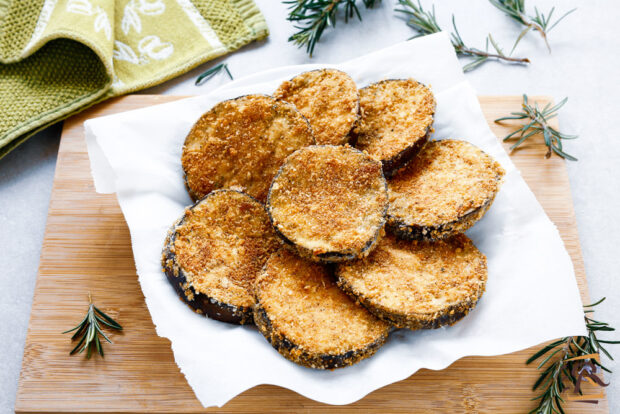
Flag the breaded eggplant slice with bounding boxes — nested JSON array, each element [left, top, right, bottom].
[[274, 69, 359, 145], [267, 145, 388, 263], [161, 190, 280, 324], [254, 249, 390, 369], [387, 139, 505, 241], [336, 234, 487, 330], [182, 94, 314, 202], [353, 79, 436, 177]]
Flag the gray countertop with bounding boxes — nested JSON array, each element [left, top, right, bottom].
[[2, 0, 618, 412]]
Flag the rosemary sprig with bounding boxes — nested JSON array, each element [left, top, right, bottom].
[[285, 0, 380, 57], [395, 0, 530, 72], [195, 63, 233, 86], [62, 293, 122, 358], [489, 0, 576, 53], [527, 298, 619, 413], [495, 94, 578, 161]]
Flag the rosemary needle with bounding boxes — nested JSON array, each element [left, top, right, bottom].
[[495, 94, 578, 161], [285, 0, 380, 57], [489, 0, 576, 53], [395, 0, 530, 72], [63, 293, 122, 358], [195, 63, 233, 86], [527, 298, 618, 413]]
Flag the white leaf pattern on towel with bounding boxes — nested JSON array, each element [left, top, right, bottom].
[[112, 0, 221, 70], [113, 40, 142, 64], [93, 7, 112, 40], [111, 74, 125, 89], [66, 0, 93, 15], [121, 0, 165, 36], [136, 0, 165, 15], [121, 3, 142, 35], [138, 35, 174, 60]]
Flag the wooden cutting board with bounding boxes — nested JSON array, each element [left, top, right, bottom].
[[15, 95, 608, 413]]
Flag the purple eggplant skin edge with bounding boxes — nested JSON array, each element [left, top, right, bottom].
[[161, 189, 267, 325], [253, 303, 389, 369]]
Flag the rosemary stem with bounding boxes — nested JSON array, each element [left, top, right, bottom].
[[312, 0, 339, 32], [304, 2, 339, 57], [527, 298, 616, 411], [287, 0, 376, 57], [460, 46, 531, 64], [63, 294, 122, 358], [496, 94, 577, 160], [525, 20, 551, 52]]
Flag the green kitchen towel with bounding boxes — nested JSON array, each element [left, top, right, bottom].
[[0, 0, 268, 159]]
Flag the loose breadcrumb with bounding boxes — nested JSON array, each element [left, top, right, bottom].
[[336, 234, 487, 329], [274, 69, 359, 146], [182, 95, 315, 202], [267, 145, 388, 261]]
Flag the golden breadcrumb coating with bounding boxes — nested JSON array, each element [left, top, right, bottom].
[[274, 69, 359, 146], [387, 139, 505, 240], [255, 249, 390, 366], [267, 145, 388, 261], [182, 95, 314, 202], [354, 79, 435, 171], [170, 190, 280, 309], [336, 234, 487, 329]]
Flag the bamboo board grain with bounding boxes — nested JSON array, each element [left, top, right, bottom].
[[15, 95, 608, 413]]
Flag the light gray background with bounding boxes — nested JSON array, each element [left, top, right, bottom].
[[1, 0, 618, 412]]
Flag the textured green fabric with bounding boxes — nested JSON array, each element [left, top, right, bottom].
[[0, 0, 45, 60], [0, 0, 268, 159]]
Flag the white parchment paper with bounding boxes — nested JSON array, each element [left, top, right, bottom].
[[84, 33, 586, 408]]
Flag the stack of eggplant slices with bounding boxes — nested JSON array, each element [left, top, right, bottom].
[[162, 69, 505, 369]]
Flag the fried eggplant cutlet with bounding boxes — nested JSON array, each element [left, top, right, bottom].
[[353, 79, 435, 177], [274, 69, 359, 146], [267, 145, 388, 263], [162, 190, 280, 324], [182, 94, 314, 202], [387, 139, 505, 241], [254, 249, 391, 369], [336, 234, 487, 330]]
